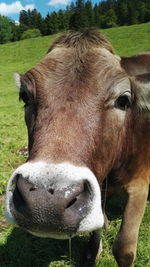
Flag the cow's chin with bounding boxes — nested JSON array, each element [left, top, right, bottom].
[[28, 230, 81, 240], [8, 206, 102, 240], [29, 231, 75, 239], [24, 226, 94, 239], [8, 215, 96, 240]]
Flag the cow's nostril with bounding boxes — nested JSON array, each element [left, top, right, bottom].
[[66, 197, 77, 208], [84, 180, 92, 195], [29, 186, 37, 191], [48, 188, 54, 194], [65, 181, 92, 213], [12, 175, 36, 213], [13, 182, 26, 213]]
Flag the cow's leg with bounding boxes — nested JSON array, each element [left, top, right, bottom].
[[112, 178, 149, 267], [83, 229, 102, 266]]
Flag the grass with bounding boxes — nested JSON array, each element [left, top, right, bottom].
[[0, 22, 150, 266], [103, 22, 150, 56]]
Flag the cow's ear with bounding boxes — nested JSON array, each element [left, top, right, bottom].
[[14, 72, 21, 89], [14, 72, 36, 97], [120, 53, 150, 112], [121, 53, 150, 76]]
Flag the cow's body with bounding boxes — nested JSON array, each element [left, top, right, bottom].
[[5, 30, 150, 266]]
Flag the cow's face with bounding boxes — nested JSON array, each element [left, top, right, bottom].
[[5, 30, 150, 239]]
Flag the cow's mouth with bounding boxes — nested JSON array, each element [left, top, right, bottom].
[[5, 161, 104, 237]]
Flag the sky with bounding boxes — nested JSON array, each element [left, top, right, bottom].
[[0, 0, 100, 22]]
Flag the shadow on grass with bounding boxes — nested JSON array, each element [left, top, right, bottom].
[[0, 225, 89, 267]]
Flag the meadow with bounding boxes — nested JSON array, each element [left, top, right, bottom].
[[0, 23, 150, 266]]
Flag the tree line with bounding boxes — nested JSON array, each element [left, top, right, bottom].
[[0, 0, 150, 44]]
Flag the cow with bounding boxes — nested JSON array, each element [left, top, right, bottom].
[[5, 29, 150, 266]]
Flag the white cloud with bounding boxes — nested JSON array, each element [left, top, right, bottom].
[[15, 20, 20, 25], [0, 1, 35, 15], [48, 0, 69, 6]]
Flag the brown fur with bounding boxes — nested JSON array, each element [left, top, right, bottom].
[[19, 29, 150, 267], [48, 29, 114, 54]]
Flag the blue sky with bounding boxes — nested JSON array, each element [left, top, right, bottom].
[[0, 0, 100, 21]]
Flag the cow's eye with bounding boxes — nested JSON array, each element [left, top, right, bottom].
[[115, 92, 131, 111], [20, 91, 31, 107]]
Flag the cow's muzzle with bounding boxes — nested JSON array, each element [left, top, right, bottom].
[[5, 162, 104, 239], [12, 174, 92, 235]]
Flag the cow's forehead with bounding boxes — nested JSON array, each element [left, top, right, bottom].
[[30, 47, 127, 98], [41, 46, 121, 68]]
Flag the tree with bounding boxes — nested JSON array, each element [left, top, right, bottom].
[[3, 0, 150, 43], [19, 10, 29, 26], [127, 1, 139, 25], [21, 28, 41, 40], [0, 16, 12, 44], [50, 12, 59, 33], [69, 0, 88, 30], [137, 2, 147, 23], [115, 2, 128, 25], [10, 23, 29, 42], [93, 4, 101, 27], [145, 0, 150, 22], [100, 9, 117, 28], [57, 10, 69, 31], [30, 9, 43, 30], [45, 12, 59, 35], [45, 13, 52, 35], [85, 0, 94, 27], [19, 9, 43, 32]]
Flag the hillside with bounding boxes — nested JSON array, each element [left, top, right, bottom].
[[0, 23, 150, 267]]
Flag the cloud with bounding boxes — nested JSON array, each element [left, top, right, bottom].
[[48, 0, 69, 6], [0, 1, 35, 15]]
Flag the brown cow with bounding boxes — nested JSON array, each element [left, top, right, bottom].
[[5, 30, 150, 266]]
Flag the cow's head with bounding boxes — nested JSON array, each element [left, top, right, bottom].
[[5, 30, 150, 239]]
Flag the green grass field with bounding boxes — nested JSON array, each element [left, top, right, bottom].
[[0, 23, 150, 266]]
